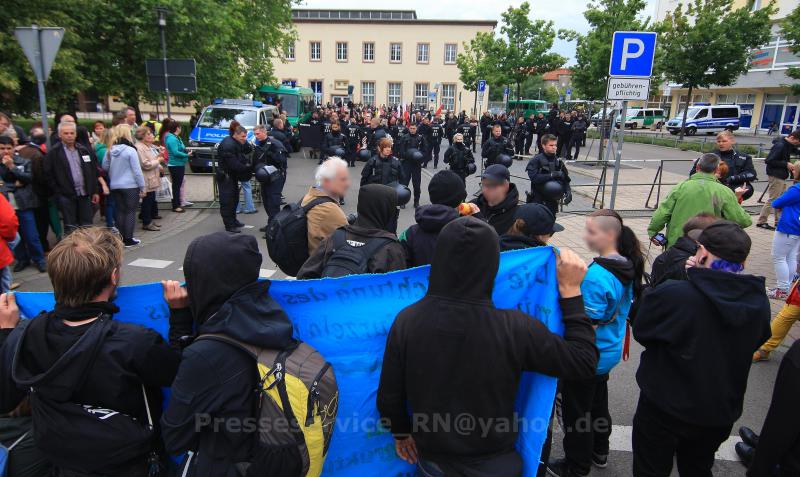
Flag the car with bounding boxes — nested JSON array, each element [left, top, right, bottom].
[[666, 104, 740, 136], [187, 99, 279, 173], [616, 108, 666, 129]]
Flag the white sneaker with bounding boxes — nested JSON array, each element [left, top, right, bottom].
[[124, 238, 142, 248], [181, 201, 194, 207]]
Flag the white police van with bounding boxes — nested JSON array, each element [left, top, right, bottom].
[[666, 104, 740, 136], [187, 99, 279, 172]]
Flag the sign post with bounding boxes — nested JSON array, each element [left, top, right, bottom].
[[15, 25, 64, 149], [475, 79, 486, 116], [606, 31, 657, 209]]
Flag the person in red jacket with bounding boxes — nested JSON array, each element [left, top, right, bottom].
[[0, 194, 19, 292]]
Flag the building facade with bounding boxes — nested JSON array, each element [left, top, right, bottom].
[[272, 9, 496, 115], [542, 68, 573, 92]]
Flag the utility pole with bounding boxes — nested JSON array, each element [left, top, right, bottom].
[[156, 7, 171, 118]]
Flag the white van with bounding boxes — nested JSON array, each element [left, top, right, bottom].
[[666, 104, 741, 136], [617, 108, 666, 129]]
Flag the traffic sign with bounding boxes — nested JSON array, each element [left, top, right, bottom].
[[477, 80, 486, 93], [15, 26, 63, 82], [504, 87, 510, 96], [607, 77, 650, 100], [428, 91, 437, 102], [609, 31, 657, 78]]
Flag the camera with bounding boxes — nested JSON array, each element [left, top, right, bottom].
[[651, 232, 667, 247]]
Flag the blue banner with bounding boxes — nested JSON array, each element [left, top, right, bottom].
[[15, 246, 562, 476]]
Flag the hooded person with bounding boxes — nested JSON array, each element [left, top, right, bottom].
[[161, 232, 296, 477], [470, 164, 520, 236], [649, 213, 718, 287], [499, 203, 563, 251], [399, 170, 466, 267], [297, 184, 407, 279], [377, 216, 599, 476], [632, 221, 772, 476]]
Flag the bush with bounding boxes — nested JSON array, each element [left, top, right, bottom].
[[586, 129, 761, 156]]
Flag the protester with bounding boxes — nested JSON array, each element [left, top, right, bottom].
[[161, 118, 190, 214], [377, 216, 598, 475], [470, 164, 520, 236], [301, 157, 350, 255], [0, 195, 18, 293], [0, 113, 27, 145], [757, 129, 800, 230], [648, 153, 751, 248], [0, 227, 180, 475], [102, 124, 145, 247], [361, 138, 402, 187], [754, 282, 800, 363], [216, 125, 253, 233], [499, 203, 563, 251], [399, 170, 466, 267], [17, 126, 57, 252], [632, 221, 771, 476], [44, 121, 99, 232], [133, 126, 164, 232], [443, 133, 475, 183], [548, 209, 643, 477], [297, 184, 406, 279], [526, 134, 572, 215], [649, 213, 718, 287]]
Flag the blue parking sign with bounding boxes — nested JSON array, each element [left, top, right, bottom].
[[609, 31, 657, 77], [477, 80, 486, 93]]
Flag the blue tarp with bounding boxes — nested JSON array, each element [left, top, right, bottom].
[[15, 246, 562, 476]]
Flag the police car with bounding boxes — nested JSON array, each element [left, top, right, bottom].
[[187, 99, 279, 172], [666, 104, 740, 136]]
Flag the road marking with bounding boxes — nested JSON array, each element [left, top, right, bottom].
[[242, 225, 255, 229], [259, 268, 276, 278], [608, 425, 742, 462], [128, 258, 174, 269]]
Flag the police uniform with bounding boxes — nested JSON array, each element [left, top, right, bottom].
[[416, 122, 434, 168], [360, 154, 402, 186], [397, 132, 427, 206], [429, 121, 444, 167], [217, 136, 254, 232], [254, 136, 287, 223], [345, 121, 361, 167], [457, 122, 473, 149], [556, 116, 573, 158], [443, 141, 475, 183], [525, 152, 572, 215], [481, 135, 514, 167]]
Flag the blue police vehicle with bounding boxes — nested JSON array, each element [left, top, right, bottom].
[[666, 104, 740, 136], [187, 99, 279, 172]]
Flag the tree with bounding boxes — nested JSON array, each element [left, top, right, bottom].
[[781, 4, 800, 95], [565, 0, 652, 101], [456, 32, 505, 94], [657, 0, 773, 139]]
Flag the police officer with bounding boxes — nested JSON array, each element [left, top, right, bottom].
[[417, 117, 434, 168], [321, 121, 347, 164], [398, 123, 427, 208], [443, 133, 476, 183], [457, 118, 473, 150], [217, 125, 253, 233], [469, 116, 479, 153], [429, 116, 444, 168], [524, 113, 537, 155], [269, 118, 292, 152], [482, 124, 514, 167], [345, 117, 361, 167], [308, 110, 323, 159], [535, 113, 549, 154], [512, 116, 528, 156], [445, 112, 458, 145], [689, 130, 758, 199], [362, 117, 389, 155], [526, 133, 572, 215], [480, 111, 493, 146], [568, 113, 588, 160], [361, 137, 402, 186], [556, 111, 573, 158], [253, 124, 287, 230]]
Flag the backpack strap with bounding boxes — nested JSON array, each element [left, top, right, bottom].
[[194, 333, 259, 359], [302, 195, 337, 214]]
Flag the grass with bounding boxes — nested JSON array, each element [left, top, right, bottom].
[[586, 129, 763, 156]]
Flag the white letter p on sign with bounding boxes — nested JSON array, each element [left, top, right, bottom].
[[620, 38, 645, 70]]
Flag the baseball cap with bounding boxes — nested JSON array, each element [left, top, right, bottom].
[[697, 221, 751, 264], [514, 203, 564, 235], [481, 164, 510, 183]]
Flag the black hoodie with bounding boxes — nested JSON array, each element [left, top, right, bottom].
[[499, 234, 546, 251], [634, 267, 771, 428], [649, 235, 697, 287], [400, 204, 460, 267], [470, 183, 520, 236], [377, 217, 597, 468], [161, 232, 295, 477]]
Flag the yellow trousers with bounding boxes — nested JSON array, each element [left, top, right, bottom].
[[761, 303, 800, 352]]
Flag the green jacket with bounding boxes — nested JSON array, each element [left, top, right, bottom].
[[165, 133, 189, 167], [648, 172, 752, 247]]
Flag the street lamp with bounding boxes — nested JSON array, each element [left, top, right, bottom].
[[156, 7, 171, 118]]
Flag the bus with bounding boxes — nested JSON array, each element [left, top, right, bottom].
[[256, 84, 316, 126], [507, 99, 549, 118]]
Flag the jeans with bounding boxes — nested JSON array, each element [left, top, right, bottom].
[[560, 375, 612, 475], [0, 416, 51, 477], [56, 195, 94, 233], [760, 303, 800, 352], [0, 266, 11, 293], [237, 180, 257, 213], [772, 232, 800, 290], [104, 193, 116, 227], [111, 188, 140, 243], [758, 176, 788, 226], [168, 165, 185, 209], [140, 191, 157, 226], [14, 209, 45, 266]]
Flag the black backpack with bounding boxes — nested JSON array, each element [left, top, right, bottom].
[[266, 197, 337, 277], [321, 229, 393, 278]]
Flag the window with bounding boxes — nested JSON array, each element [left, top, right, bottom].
[[416, 43, 429, 63], [712, 107, 739, 119], [390, 43, 402, 63], [441, 84, 455, 111], [310, 41, 321, 61], [285, 43, 295, 61], [363, 42, 375, 62], [693, 108, 708, 119], [388, 82, 402, 105], [361, 81, 375, 106], [336, 42, 348, 62], [444, 43, 457, 64], [414, 83, 429, 108], [644, 110, 653, 117]]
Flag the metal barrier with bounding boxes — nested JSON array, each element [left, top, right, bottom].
[[183, 146, 265, 208]]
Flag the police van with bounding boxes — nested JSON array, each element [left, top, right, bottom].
[[617, 108, 666, 129], [188, 99, 279, 172], [666, 104, 740, 136]]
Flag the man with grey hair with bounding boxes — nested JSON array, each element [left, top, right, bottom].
[[649, 153, 751, 248], [300, 156, 350, 254], [43, 121, 99, 232]]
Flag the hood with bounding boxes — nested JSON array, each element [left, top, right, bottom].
[[672, 236, 699, 255], [184, 232, 262, 325], [593, 255, 635, 285], [428, 216, 499, 301], [499, 234, 545, 251], [198, 281, 294, 349], [415, 204, 459, 233], [687, 267, 769, 327], [354, 184, 398, 231], [109, 143, 132, 157], [483, 183, 520, 213]]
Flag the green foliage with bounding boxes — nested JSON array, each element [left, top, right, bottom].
[[781, 4, 800, 95], [456, 32, 506, 92]]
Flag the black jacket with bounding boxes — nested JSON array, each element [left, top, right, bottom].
[[364, 126, 389, 153], [470, 183, 520, 236], [649, 236, 697, 287], [748, 341, 800, 477], [44, 141, 98, 198], [218, 136, 253, 181], [161, 232, 294, 477], [361, 154, 402, 186], [253, 138, 287, 173], [482, 136, 514, 165], [377, 216, 597, 467], [430, 123, 444, 145], [444, 143, 475, 176], [322, 131, 346, 158], [764, 137, 795, 180], [417, 123, 433, 149], [690, 148, 757, 186], [633, 267, 771, 427], [269, 129, 292, 153], [400, 204, 460, 267], [557, 117, 573, 136], [526, 153, 571, 198], [398, 133, 427, 162], [457, 123, 473, 147], [499, 234, 546, 251], [1, 153, 39, 210]]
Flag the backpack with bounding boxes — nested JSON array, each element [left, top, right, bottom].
[[321, 229, 393, 278], [266, 197, 337, 276], [194, 335, 338, 477]]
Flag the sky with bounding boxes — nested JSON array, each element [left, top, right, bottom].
[[298, 0, 658, 65]]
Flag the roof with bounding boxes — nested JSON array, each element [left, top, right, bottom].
[[291, 9, 497, 26], [542, 68, 573, 81]]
